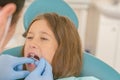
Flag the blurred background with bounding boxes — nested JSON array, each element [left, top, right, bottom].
[[4, 0, 120, 73]]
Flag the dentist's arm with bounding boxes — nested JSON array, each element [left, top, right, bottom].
[[25, 58, 53, 80], [0, 55, 34, 80]]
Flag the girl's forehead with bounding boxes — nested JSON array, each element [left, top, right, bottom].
[[29, 20, 51, 30], [27, 20, 55, 38]]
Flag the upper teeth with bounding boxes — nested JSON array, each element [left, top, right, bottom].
[[28, 52, 40, 61], [30, 53, 35, 58]]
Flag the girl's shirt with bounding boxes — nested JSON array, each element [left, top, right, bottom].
[[57, 76, 100, 80], [19, 76, 100, 80]]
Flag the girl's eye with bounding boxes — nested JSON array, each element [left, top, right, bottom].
[[26, 36, 33, 39], [40, 37, 48, 40]]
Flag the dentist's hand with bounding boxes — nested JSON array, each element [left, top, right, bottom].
[[25, 58, 53, 80], [0, 54, 34, 80]]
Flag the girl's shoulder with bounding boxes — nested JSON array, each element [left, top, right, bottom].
[[57, 76, 100, 80]]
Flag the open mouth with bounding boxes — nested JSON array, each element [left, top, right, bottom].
[[27, 52, 40, 61]]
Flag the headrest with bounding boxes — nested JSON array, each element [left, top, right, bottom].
[[24, 0, 78, 31]]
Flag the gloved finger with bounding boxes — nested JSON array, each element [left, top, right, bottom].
[[14, 71, 30, 79], [43, 60, 53, 76], [35, 60, 39, 66], [33, 58, 46, 74], [14, 57, 34, 66], [14, 64, 23, 71]]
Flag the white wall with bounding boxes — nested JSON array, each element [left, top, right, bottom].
[[85, 0, 120, 73]]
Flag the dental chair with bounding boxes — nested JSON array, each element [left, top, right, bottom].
[[3, 0, 120, 80]]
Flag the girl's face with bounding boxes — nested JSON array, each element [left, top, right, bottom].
[[24, 19, 58, 71]]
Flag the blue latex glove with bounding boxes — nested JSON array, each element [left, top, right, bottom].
[[0, 54, 34, 80], [25, 58, 53, 80]]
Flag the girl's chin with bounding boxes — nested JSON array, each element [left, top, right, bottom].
[[26, 64, 36, 72]]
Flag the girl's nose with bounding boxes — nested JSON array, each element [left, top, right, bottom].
[[31, 45, 36, 48], [29, 43, 38, 49], [29, 37, 40, 49]]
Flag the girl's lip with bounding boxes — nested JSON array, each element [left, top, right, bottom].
[[26, 63, 36, 72]]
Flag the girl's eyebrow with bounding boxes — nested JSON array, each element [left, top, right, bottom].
[[28, 32, 32, 33], [40, 31, 53, 38], [27, 32, 33, 34], [27, 32, 34, 36], [27, 31, 54, 39]]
